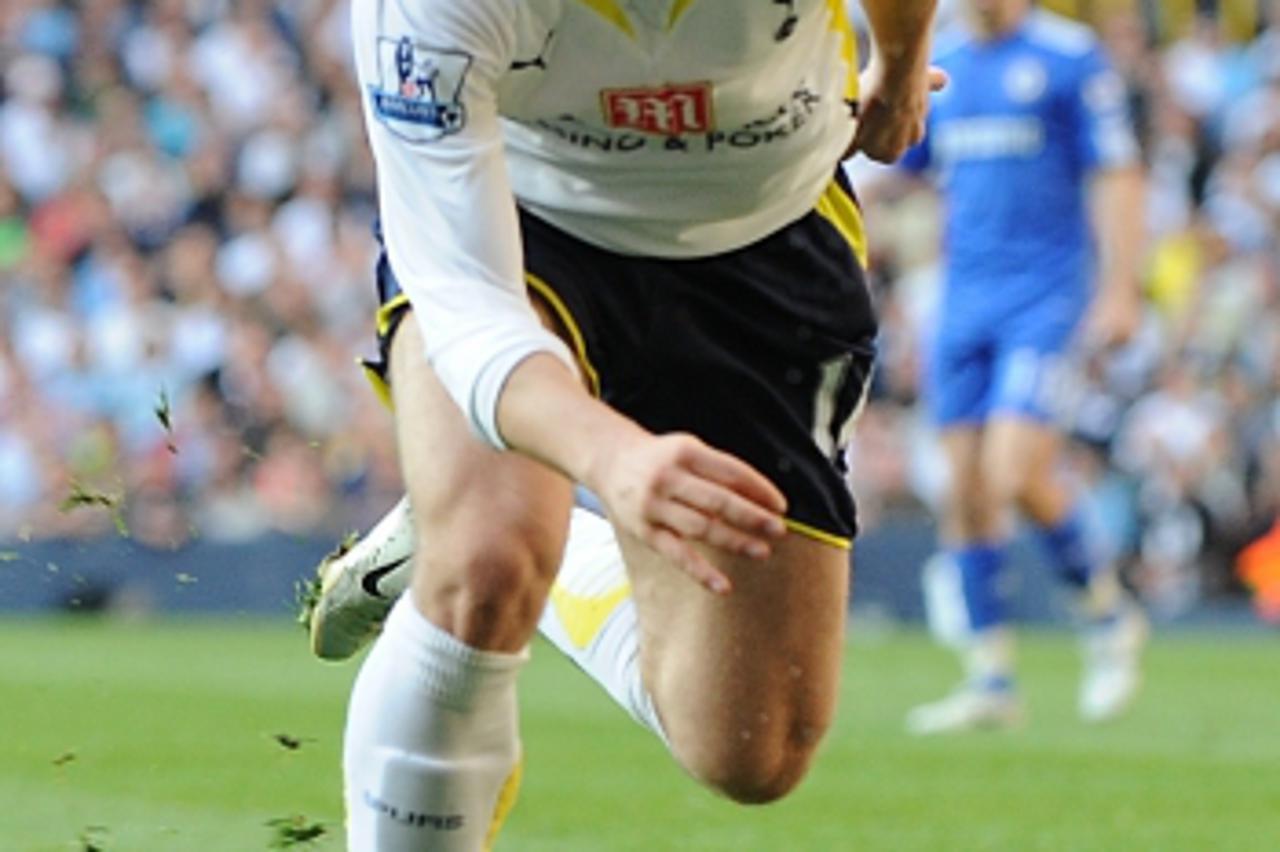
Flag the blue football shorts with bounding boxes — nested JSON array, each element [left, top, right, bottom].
[[927, 292, 1085, 429]]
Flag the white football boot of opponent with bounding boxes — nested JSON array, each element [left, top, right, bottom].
[[905, 626, 1026, 735], [1078, 601, 1148, 723], [905, 683, 1026, 736], [907, 553, 1149, 732]]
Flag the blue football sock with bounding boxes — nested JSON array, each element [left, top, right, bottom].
[[1034, 505, 1103, 589], [955, 542, 1008, 633]]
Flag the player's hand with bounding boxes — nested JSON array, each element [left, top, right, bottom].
[[850, 58, 947, 164], [585, 431, 788, 595], [1086, 282, 1143, 349]]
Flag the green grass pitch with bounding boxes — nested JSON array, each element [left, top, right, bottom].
[[1, 619, 1277, 851]]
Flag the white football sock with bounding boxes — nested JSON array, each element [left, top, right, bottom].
[[344, 597, 525, 851], [352, 500, 665, 742], [538, 507, 666, 742]]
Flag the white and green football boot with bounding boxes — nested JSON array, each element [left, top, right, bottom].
[[300, 497, 414, 660]]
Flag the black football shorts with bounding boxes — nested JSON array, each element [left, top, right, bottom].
[[368, 176, 876, 547]]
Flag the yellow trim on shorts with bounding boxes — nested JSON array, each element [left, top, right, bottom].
[[525, 272, 602, 397], [785, 517, 852, 551], [361, 360, 394, 410], [364, 293, 408, 410], [375, 292, 410, 337], [815, 180, 868, 269], [364, 276, 600, 406], [575, 0, 636, 38]]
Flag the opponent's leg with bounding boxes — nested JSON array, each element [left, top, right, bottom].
[[944, 427, 1013, 658], [621, 532, 849, 804], [985, 416, 1148, 722], [343, 318, 573, 850], [986, 418, 1119, 608], [906, 426, 1024, 735]]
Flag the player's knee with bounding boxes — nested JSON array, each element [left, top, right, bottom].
[[983, 437, 1056, 509], [462, 534, 556, 611], [413, 519, 561, 646], [946, 481, 998, 539], [949, 499, 990, 539], [681, 713, 830, 805], [986, 461, 1040, 511]]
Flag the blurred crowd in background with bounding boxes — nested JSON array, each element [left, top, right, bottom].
[[1, 0, 1278, 616], [0, 0, 401, 545]]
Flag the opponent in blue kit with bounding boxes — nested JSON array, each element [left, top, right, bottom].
[[899, 0, 1150, 734]]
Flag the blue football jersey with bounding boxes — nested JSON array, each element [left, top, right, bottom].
[[902, 10, 1138, 321]]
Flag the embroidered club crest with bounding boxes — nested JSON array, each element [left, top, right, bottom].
[[1004, 58, 1047, 104], [369, 36, 472, 143]]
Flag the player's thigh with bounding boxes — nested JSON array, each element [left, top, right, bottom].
[[622, 531, 849, 803], [938, 425, 999, 540], [982, 310, 1077, 506], [939, 427, 983, 490], [389, 317, 573, 650], [982, 415, 1066, 519]]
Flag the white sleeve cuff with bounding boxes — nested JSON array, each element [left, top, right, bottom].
[[412, 281, 581, 450], [465, 333, 579, 450]]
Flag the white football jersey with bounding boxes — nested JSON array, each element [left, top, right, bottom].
[[352, 0, 862, 446]]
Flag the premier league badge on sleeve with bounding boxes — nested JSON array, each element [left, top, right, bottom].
[[369, 36, 472, 143]]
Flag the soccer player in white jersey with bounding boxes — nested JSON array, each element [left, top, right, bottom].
[[330, 1, 942, 848]]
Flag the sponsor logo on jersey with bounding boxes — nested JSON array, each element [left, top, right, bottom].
[[601, 82, 714, 135], [936, 116, 1045, 162], [369, 36, 471, 143], [538, 87, 818, 154]]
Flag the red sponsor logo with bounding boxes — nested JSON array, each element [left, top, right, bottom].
[[601, 82, 714, 135]]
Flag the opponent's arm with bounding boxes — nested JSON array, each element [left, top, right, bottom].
[[1088, 165, 1145, 347], [1076, 46, 1146, 347], [355, 0, 785, 592], [852, 0, 942, 163]]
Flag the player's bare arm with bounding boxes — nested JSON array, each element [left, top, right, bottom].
[[852, 0, 944, 162], [496, 353, 788, 595], [1087, 165, 1146, 347]]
